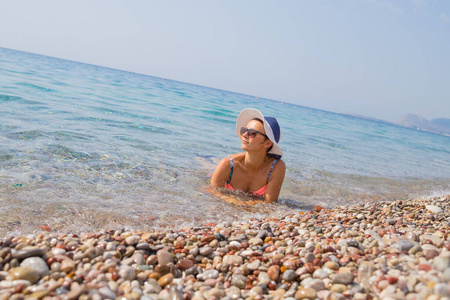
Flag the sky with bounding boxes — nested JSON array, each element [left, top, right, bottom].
[[1, 0, 450, 122]]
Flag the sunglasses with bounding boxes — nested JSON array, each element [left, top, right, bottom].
[[240, 127, 268, 139]]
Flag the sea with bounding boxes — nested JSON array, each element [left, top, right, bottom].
[[1, 47, 449, 236]]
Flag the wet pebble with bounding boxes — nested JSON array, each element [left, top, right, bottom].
[[303, 278, 325, 291], [222, 255, 243, 265], [330, 272, 354, 285], [158, 273, 173, 287], [267, 265, 280, 281], [13, 247, 44, 260], [282, 269, 297, 282], [9, 266, 40, 284], [425, 205, 443, 214], [119, 265, 135, 281], [231, 274, 247, 289], [295, 287, 317, 299], [201, 269, 219, 280], [125, 235, 140, 245], [199, 246, 213, 256], [20, 257, 49, 277], [422, 244, 440, 259]]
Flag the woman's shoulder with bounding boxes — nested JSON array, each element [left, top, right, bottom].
[[274, 157, 284, 164], [217, 153, 244, 165], [228, 152, 246, 161], [272, 158, 286, 171]]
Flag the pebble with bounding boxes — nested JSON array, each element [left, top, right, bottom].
[[330, 272, 354, 284], [249, 237, 263, 246], [433, 256, 450, 271], [390, 239, 416, 252], [268, 265, 280, 281], [313, 268, 329, 279], [295, 287, 317, 299], [231, 274, 247, 289], [222, 255, 243, 265], [158, 273, 173, 287], [258, 271, 271, 285], [0, 195, 447, 300], [156, 249, 173, 265], [119, 265, 136, 281], [9, 266, 40, 283], [303, 278, 325, 291], [199, 246, 212, 256], [226, 286, 241, 299], [425, 205, 443, 213], [177, 259, 194, 270], [20, 257, 49, 277], [249, 285, 263, 297], [125, 235, 141, 245], [282, 269, 297, 282], [60, 259, 76, 273], [434, 282, 450, 297], [202, 269, 219, 279], [98, 287, 116, 299], [421, 244, 440, 259], [331, 284, 348, 293], [247, 259, 261, 271], [13, 247, 44, 259]]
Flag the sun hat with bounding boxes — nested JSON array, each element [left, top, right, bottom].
[[236, 108, 283, 157]]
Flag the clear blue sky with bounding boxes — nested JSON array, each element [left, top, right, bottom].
[[2, 0, 449, 121]]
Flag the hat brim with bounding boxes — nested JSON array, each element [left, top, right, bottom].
[[236, 108, 283, 156]]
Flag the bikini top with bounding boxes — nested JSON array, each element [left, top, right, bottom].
[[224, 156, 279, 196]]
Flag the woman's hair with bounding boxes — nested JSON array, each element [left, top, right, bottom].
[[251, 118, 280, 158]]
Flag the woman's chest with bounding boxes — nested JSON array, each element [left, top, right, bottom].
[[230, 165, 270, 191]]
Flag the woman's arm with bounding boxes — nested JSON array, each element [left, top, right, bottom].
[[210, 157, 231, 188], [264, 159, 286, 203]]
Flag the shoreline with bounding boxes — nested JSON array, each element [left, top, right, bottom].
[[0, 195, 449, 299]]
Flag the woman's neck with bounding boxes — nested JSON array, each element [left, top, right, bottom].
[[244, 151, 267, 170]]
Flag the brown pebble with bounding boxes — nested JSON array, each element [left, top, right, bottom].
[[149, 272, 161, 280], [304, 263, 315, 274], [177, 259, 194, 270], [315, 205, 323, 213], [265, 246, 276, 253], [201, 235, 215, 243], [158, 273, 174, 287], [372, 247, 381, 256], [154, 264, 171, 276], [295, 287, 317, 299], [386, 276, 398, 284], [55, 242, 66, 249], [267, 265, 280, 281], [9, 267, 40, 284], [418, 263, 432, 272]]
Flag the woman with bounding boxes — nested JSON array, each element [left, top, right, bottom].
[[211, 108, 286, 203]]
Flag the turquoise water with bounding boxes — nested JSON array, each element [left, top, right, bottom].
[[1, 47, 449, 235]]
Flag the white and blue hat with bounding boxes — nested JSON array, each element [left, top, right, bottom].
[[236, 108, 283, 157]]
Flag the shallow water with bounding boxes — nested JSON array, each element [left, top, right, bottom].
[[1, 47, 449, 236]]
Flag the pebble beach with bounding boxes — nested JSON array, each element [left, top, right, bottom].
[[0, 195, 449, 300]]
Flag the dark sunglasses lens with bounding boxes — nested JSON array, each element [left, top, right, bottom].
[[240, 127, 247, 135], [248, 129, 258, 138]]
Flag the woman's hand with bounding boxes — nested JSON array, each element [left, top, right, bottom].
[[204, 186, 265, 207]]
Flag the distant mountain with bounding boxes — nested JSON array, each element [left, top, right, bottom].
[[398, 114, 450, 135]]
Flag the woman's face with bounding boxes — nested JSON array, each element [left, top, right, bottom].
[[241, 119, 270, 151]]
